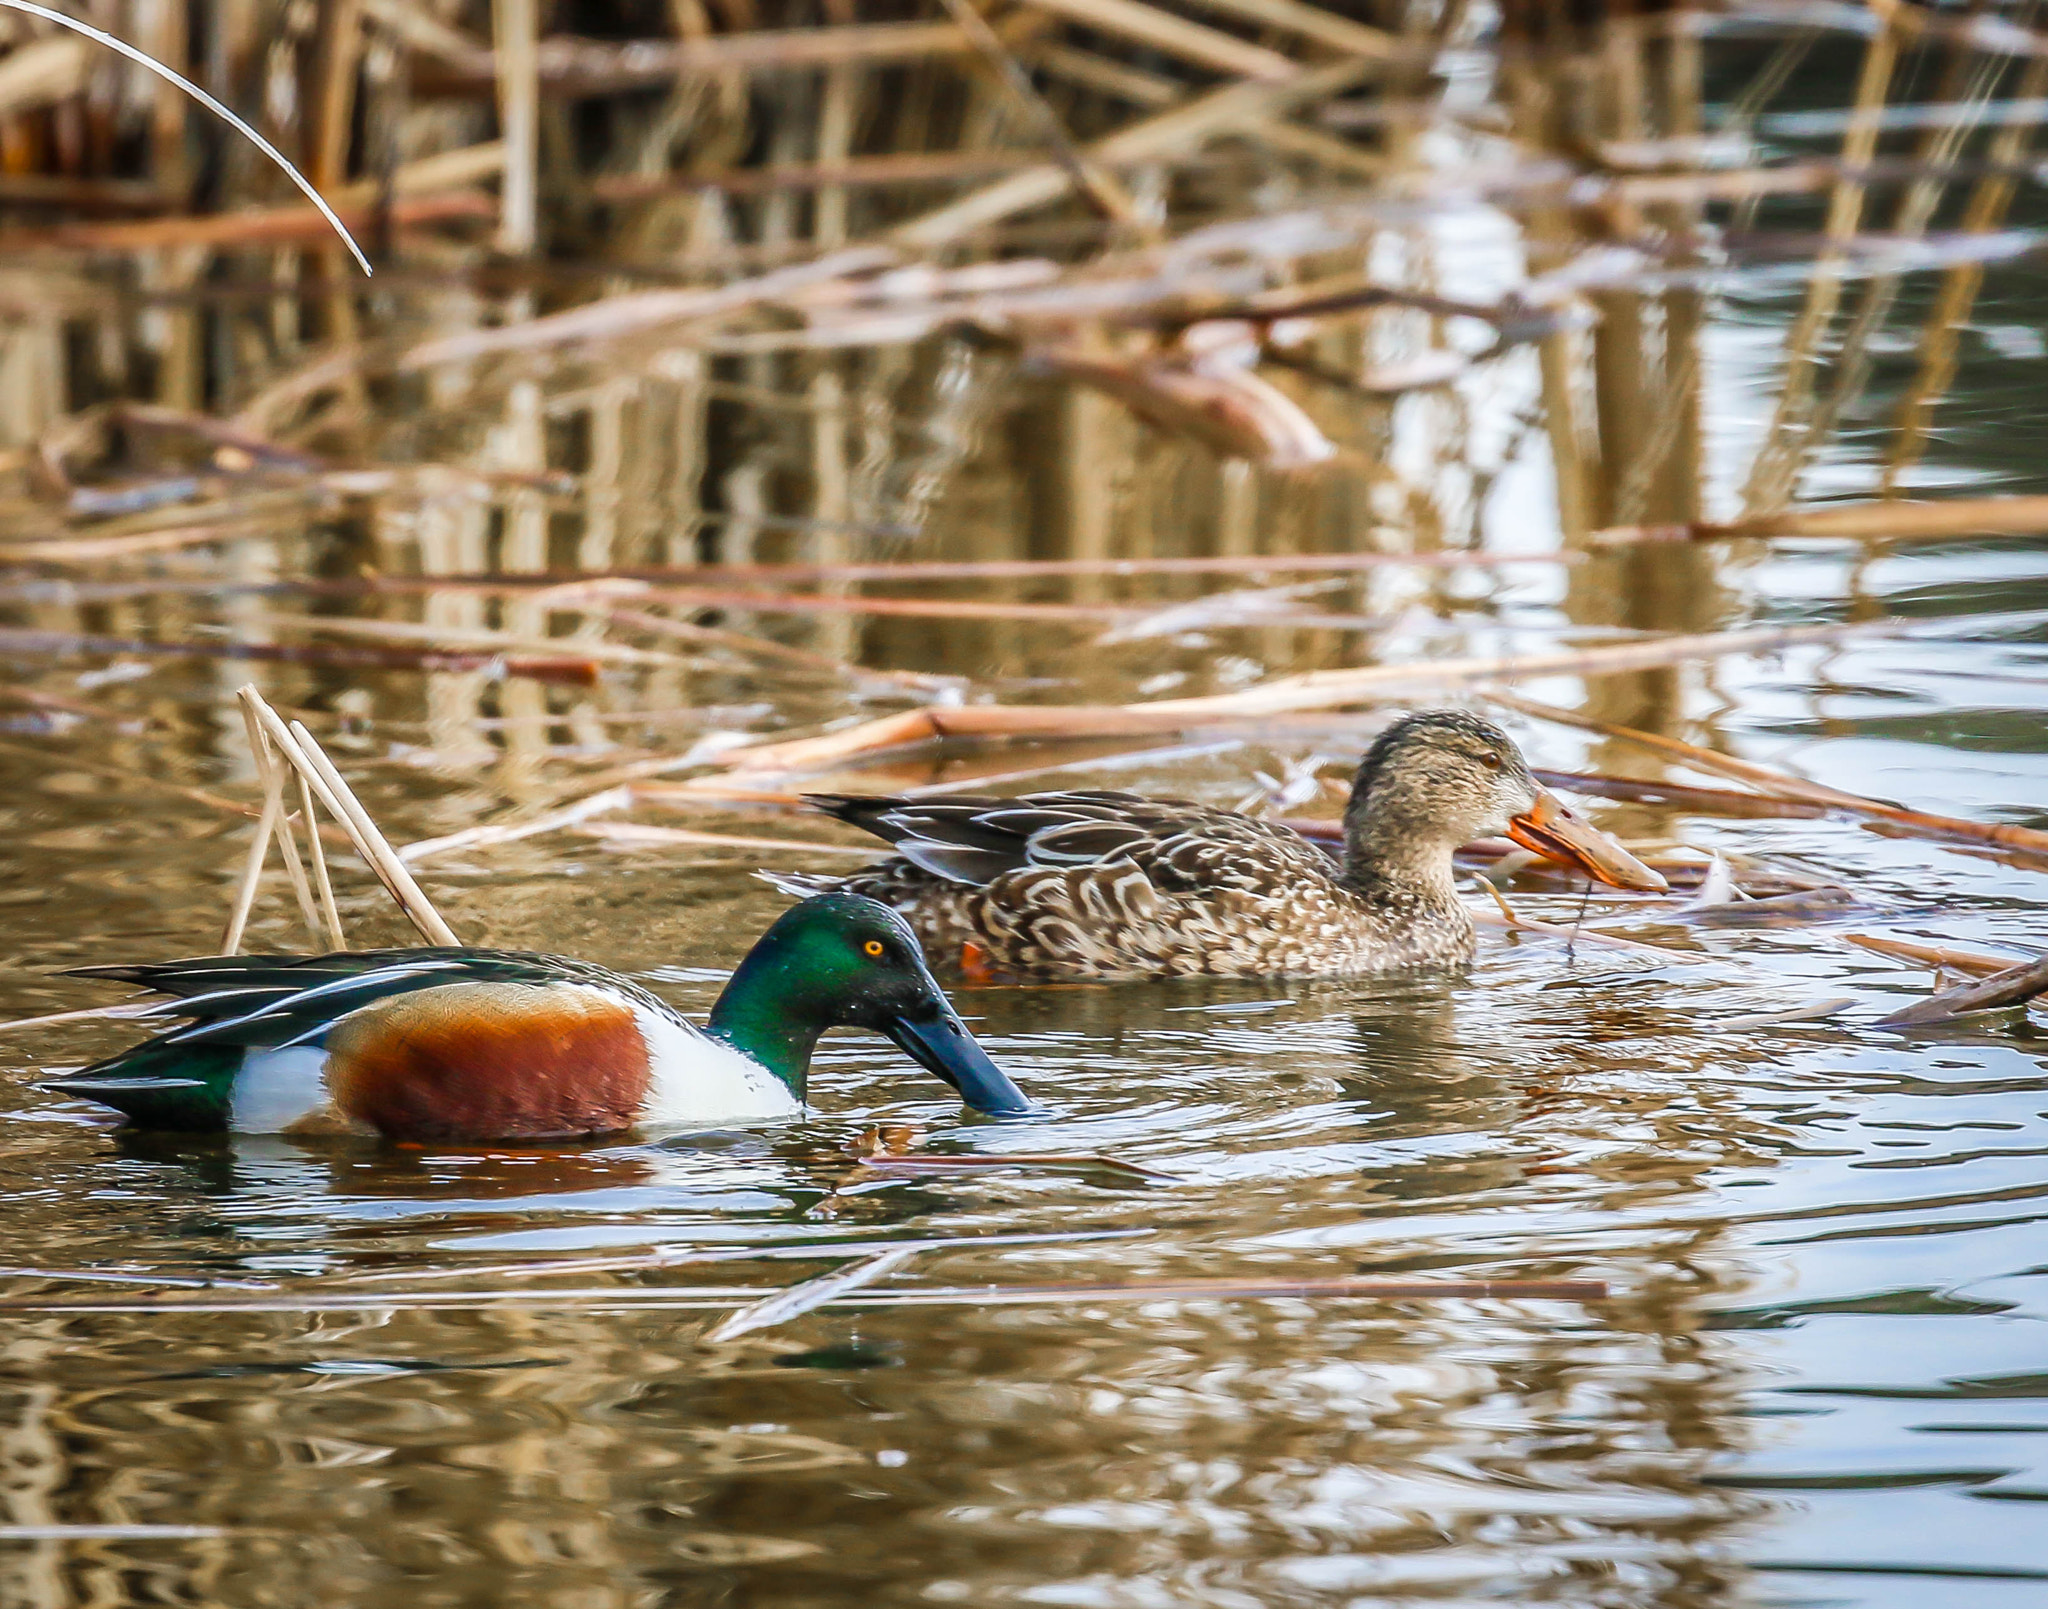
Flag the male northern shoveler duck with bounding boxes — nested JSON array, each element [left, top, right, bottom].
[[46, 893, 1034, 1139], [779, 710, 1668, 981]]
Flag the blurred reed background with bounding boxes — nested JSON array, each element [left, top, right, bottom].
[[0, 0, 2041, 913]]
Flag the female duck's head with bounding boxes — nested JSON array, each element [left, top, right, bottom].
[[1343, 711, 1667, 892], [710, 893, 1037, 1116]]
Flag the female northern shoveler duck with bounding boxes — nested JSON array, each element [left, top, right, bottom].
[[779, 710, 1667, 981], [46, 893, 1033, 1139]]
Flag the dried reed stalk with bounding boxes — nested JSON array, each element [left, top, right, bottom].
[[0, 1274, 1610, 1316], [935, 0, 1138, 223], [222, 697, 327, 952], [1015, 0, 1299, 81], [1473, 882, 1703, 964], [1875, 954, 2048, 1030], [1179, 0, 1395, 57], [605, 609, 959, 695], [1489, 691, 2048, 859], [271, 612, 685, 667], [235, 687, 461, 947], [888, 54, 1380, 247], [703, 616, 1916, 778], [703, 1246, 921, 1342], [396, 786, 638, 864], [1529, 768, 1829, 819], [1844, 933, 2033, 977], [1589, 493, 2048, 546], [431, 20, 984, 93]]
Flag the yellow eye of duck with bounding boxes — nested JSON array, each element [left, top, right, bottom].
[[863, 939, 886, 958]]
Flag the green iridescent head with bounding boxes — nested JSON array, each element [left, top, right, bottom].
[[708, 893, 1035, 1116]]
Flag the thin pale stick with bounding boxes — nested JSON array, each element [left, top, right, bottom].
[[218, 764, 285, 955], [236, 688, 461, 946], [398, 785, 637, 864], [286, 720, 462, 946], [0, 1275, 1610, 1315], [1473, 882, 1712, 965], [1844, 932, 2037, 977], [703, 1246, 922, 1343], [342, 1228, 1149, 1285], [299, 770, 346, 949], [240, 706, 324, 941]]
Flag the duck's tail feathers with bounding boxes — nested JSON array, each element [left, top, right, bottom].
[[755, 869, 840, 900], [44, 1042, 245, 1131]]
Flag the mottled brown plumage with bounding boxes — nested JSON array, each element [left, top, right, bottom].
[[783, 710, 1665, 981]]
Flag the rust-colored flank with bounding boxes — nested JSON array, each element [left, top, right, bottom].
[[325, 982, 652, 1141]]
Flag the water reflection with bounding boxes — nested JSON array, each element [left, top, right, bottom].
[[1, 25, 2048, 1609]]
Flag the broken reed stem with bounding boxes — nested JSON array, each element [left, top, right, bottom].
[[703, 1246, 922, 1342], [288, 720, 463, 947], [298, 769, 346, 949], [1875, 953, 2048, 1029], [218, 744, 287, 955], [257, 747, 325, 943], [234, 686, 461, 947]]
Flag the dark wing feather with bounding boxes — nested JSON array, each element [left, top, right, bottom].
[[63, 948, 621, 1050], [896, 840, 1024, 885], [805, 789, 1217, 888]]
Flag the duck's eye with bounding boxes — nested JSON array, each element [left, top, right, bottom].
[[1479, 750, 1503, 770], [863, 939, 886, 958]]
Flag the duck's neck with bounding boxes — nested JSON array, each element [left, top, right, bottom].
[[1338, 796, 1466, 922], [704, 954, 818, 1096]]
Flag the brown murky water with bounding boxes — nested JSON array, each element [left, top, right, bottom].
[[2, 37, 2048, 1609]]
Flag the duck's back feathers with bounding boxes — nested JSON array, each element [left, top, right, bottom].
[[49, 950, 796, 1138], [805, 789, 1389, 979], [806, 790, 1332, 888]]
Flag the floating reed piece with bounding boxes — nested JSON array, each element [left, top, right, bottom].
[[1589, 493, 2048, 547], [225, 685, 461, 951], [0, 1272, 1613, 1318]]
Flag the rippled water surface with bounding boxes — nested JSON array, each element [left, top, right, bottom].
[[5, 78, 2048, 1609]]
